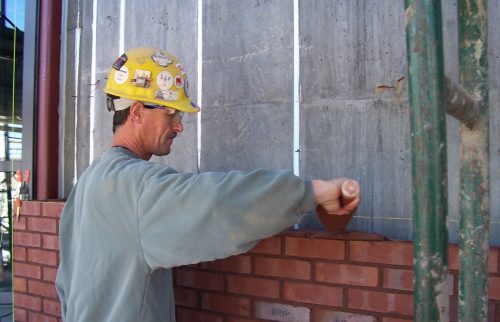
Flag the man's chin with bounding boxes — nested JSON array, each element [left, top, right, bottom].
[[156, 147, 171, 156]]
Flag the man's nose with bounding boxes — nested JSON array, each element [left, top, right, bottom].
[[173, 118, 183, 133]]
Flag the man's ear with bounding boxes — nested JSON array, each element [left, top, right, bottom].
[[129, 102, 144, 124]]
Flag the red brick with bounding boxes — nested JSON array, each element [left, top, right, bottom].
[[383, 268, 413, 291], [14, 262, 42, 279], [14, 277, 27, 293], [176, 307, 223, 322], [202, 293, 250, 316], [174, 287, 199, 308], [314, 308, 376, 322], [496, 248, 500, 274], [284, 282, 343, 307], [250, 236, 281, 255], [27, 217, 57, 234], [316, 263, 378, 287], [28, 249, 58, 266], [491, 249, 499, 274], [14, 293, 42, 311], [254, 301, 310, 321], [14, 246, 27, 261], [227, 275, 280, 299], [489, 302, 496, 322], [448, 245, 459, 270], [42, 202, 65, 218], [182, 263, 201, 269], [20, 201, 42, 216], [176, 269, 223, 291], [226, 318, 261, 322], [202, 255, 251, 274], [43, 267, 58, 282], [285, 237, 345, 260], [14, 216, 27, 231], [255, 257, 311, 280], [43, 234, 60, 250], [28, 280, 59, 299], [348, 289, 413, 316], [43, 299, 62, 316], [448, 245, 498, 273], [350, 241, 413, 266], [449, 297, 458, 321], [489, 276, 500, 300], [28, 311, 58, 322], [14, 231, 41, 247], [15, 307, 27, 321]]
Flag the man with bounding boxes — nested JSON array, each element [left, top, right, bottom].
[[56, 47, 360, 322]]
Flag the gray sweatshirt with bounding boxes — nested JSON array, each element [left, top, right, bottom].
[[56, 147, 315, 321]]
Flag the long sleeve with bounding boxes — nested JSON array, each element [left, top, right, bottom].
[[137, 166, 315, 269], [56, 147, 315, 322]]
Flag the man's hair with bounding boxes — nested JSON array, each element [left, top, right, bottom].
[[113, 107, 130, 133]]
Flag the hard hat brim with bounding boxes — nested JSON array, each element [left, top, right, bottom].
[[105, 88, 200, 113]]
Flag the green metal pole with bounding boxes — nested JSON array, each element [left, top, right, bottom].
[[405, 1, 449, 321], [457, 0, 490, 321]]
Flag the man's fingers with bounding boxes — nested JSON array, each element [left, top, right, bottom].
[[313, 178, 361, 215], [343, 196, 361, 211]]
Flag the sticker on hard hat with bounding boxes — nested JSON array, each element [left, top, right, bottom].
[[157, 71, 174, 90], [112, 54, 128, 70], [175, 75, 184, 89], [132, 69, 152, 88], [184, 79, 190, 97], [152, 51, 173, 67], [176, 63, 185, 75], [114, 66, 129, 85], [190, 101, 201, 111], [155, 90, 179, 101]]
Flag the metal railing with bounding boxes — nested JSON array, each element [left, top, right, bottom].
[[405, 0, 489, 321]]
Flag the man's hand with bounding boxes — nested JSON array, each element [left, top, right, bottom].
[[312, 178, 361, 216]]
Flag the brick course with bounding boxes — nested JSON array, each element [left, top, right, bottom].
[[227, 275, 280, 299], [13, 201, 63, 322], [13, 201, 500, 322]]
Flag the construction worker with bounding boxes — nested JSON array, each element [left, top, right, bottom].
[[55, 47, 360, 322]]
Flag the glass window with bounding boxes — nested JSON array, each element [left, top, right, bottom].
[[3, 0, 25, 31], [0, 0, 25, 162], [0, 1, 27, 316]]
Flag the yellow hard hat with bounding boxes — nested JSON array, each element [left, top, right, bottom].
[[103, 47, 200, 113]]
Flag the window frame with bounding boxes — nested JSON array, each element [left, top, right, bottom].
[[0, 0, 37, 196]]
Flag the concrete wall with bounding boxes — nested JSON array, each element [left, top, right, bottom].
[[59, 0, 500, 245]]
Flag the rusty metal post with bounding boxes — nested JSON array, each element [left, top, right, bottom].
[[36, 0, 62, 199], [405, 0, 449, 321], [457, 0, 490, 321]]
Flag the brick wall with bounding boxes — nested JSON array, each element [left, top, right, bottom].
[[13, 201, 500, 321], [13, 201, 63, 322]]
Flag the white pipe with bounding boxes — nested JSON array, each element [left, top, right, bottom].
[[293, 0, 300, 229], [293, 0, 300, 177], [197, 0, 203, 173], [89, 0, 97, 163], [73, 0, 82, 185], [119, 0, 125, 54]]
